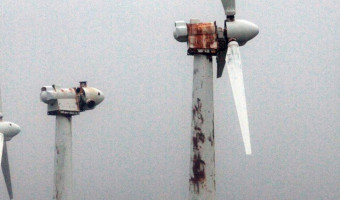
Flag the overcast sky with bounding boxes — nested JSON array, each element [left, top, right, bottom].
[[0, 0, 339, 199]]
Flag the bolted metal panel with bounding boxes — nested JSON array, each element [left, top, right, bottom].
[[189, 55, 215, 200], [187, 22, 218, 55], [54, 115, 73, 200]]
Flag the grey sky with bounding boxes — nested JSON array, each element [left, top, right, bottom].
[[1, 0, 339, 199]]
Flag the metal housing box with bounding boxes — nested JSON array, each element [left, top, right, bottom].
[[187, 22, 218, 55], [41, 82, 104, 116], [41, 85, 80, 116], [47, 98, 79, 116]]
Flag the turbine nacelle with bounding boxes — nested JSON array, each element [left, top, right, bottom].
[[173, 19, 259, 46], [40, 81, 104, 115]]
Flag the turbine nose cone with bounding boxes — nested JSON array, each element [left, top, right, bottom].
[[14, 123, 21, 135], [96, 89, 105, 105], [82, 87, 105, 109], [8, 122, 20, 138], [226, 19, 259, 46], [247, 21, 259, 40]]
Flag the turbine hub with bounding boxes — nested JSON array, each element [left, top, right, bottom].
[[226, 19, 259, 46]]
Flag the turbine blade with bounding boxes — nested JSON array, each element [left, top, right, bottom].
[[0, 87, 3, 121], [221, 0, 236, 17], [0, 133, 3, 165], [2, 142, 13, 199], [226, 41, 252, 155], [217, 49, 227, 78]]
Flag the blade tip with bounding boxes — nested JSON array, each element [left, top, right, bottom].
[[245, 147, 252, 155]]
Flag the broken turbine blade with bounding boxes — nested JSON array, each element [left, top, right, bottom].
[[226, 41, 252, 155]]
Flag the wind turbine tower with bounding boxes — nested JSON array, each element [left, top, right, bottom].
[[0, 89, 21, 200], [40, 81, 104, 200], [173, 0, 259, 199]]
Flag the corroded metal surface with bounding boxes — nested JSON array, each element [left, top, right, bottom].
[[189, 55, 215, 200], [187, 23, 218, 55], [188, 23, 216, 35], [54, 115, 73, 200]]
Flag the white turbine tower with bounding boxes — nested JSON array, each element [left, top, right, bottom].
[[173, 0, 259, 199], [40, 81, 104, 200], [0, 89, 21, 200]]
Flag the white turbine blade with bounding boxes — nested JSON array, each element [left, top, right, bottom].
[[0, 133, 3, 165], [0, 87, 3, 121], [221, 0, 236, 16], [2, 142, 13, 199], [226, 41, 251, 155]]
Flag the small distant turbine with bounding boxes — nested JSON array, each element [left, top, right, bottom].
[[0, 89, 21, 200], [173, 0, 258, 199], [40, 81, 104, 200]]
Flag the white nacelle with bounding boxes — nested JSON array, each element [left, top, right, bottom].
[[173, 19, 259, 46], [0, 121, 21, 141], [40, 83, 104, 115], [40, 86, 77, 103], [41, 85, 79, 115]]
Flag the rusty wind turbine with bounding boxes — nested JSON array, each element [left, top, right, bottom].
[[40, 81, 104, 200], [173, 0, 259, 199], [0, 89, 21, 200]]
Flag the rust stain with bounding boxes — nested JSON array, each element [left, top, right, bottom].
[[192, 98, 205, 150], [208, 119, 215, 146], [208, 136, 213, 146], [190, 153, 206, 194], [187, 22, 218, 54], [191, 97, 207, 194], [56, 146, 60, 155], [193, 126, 205, 150], [188, 35, 217, 49], [188, 23, 216, 35], [192, 98, 204, 124]]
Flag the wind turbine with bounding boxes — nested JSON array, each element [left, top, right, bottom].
[[173, 0, 259, 199], [0, 89, 21, 200], [40, 81, 104, 200]]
